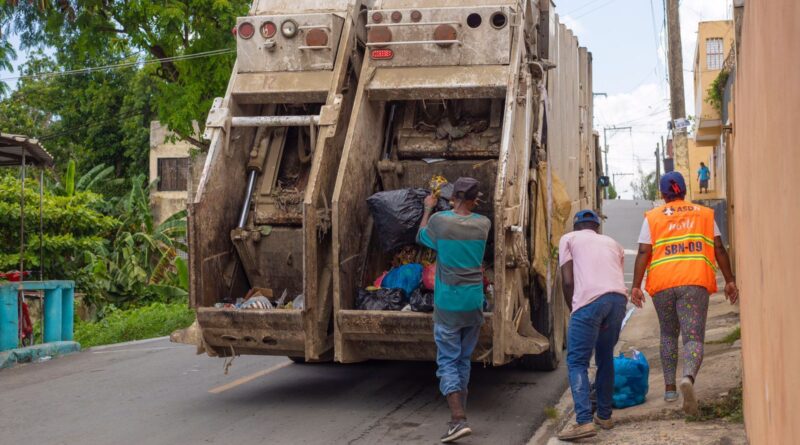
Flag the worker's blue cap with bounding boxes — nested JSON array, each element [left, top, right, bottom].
[[574, 209, 600, 226], [659, 171, 687, 197]]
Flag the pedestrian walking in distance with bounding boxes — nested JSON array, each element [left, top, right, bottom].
[[631, 171, 738, 416], [557, 210, 628, 441], [697, 162, 711, 194], [417, 177, 490, 443]]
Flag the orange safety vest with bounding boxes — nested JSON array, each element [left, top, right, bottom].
[[644, 200, 718, 295]]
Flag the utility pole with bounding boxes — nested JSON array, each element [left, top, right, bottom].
[[602, 126, 633, 198], [655, 142, 662, 185], [666, 0, 692, 195]]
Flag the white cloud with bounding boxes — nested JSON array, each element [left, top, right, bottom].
[[596, 0, 731, 198], [595, 82, 671, 198]]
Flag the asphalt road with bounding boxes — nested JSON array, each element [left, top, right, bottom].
[[0, 338, 565, 445], [0, 200, 650, 445]]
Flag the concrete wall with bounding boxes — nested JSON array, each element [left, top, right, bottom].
[[733, 2, 800, 443], [687, 138, 724, 200]]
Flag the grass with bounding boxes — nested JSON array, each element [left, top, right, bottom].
[[544, 406, 559, 420], [74, 302, 195, 348], [706, 326, 741, 345], [688, 384, 744, 423], [722, 326, 741, 344]]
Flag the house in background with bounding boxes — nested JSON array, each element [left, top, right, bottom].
[[690, 20, 734, 201], [149, 121, 205, 225]]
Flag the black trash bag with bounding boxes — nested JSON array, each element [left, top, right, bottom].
[[356, 288, 406, 311], [409, 288, 434, 313], [367, 188, 450, 253]]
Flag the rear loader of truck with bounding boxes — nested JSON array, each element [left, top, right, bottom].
[[184, 0, 363, 361], [331, 0, 588, 369]]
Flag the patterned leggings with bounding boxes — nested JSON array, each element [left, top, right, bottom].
[[652, 285, 710, 386]]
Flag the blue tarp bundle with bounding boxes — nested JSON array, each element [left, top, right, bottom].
[[612, 349, 650, 409]]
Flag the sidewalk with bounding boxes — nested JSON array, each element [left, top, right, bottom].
[[529, 293, 746, 444]]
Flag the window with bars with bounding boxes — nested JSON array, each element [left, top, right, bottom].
[[157, 157, 189, 191], [706, 38, 724, 70]]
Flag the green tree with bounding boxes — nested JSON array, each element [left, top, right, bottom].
[[3, 0, 248, 147], [85, 175, 188, 306], [631, 167, 658, 201], [0, 53, 158, 180], [607, 184, 618, 200], [0, 174, 119, 285]]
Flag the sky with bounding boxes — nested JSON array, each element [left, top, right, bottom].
[[1, 1, 733, 198], [555, 0, 732, 198]]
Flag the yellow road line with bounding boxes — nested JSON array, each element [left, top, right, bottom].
[[208, 361, 292, 394]]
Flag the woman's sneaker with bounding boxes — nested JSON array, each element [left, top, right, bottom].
[[664, 390, 679, 402], [441, 420, 472, 443], [557, 422, 597, 441], [680, 376, 699, 416]]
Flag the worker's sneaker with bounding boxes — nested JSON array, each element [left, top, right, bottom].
[[664, 390, 679, 402], [680, 376, 699, 416], [593, 414, 614, 430], [441, 420, 472, 443], [557, 422, 597, 441]]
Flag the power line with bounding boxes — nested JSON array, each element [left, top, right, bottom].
[[573, 0, 621, 19], [564, 0, 609, 16], [1, 48, 235, 82], [649, 0, 663, 82]]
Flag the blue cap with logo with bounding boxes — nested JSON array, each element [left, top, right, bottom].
[[659, 171, 687, 197], [573, 209, 600, 226]]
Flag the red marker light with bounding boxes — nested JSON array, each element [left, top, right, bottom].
[[238, 22, 255, 39], [261, 21, 277, 39], [371, 49, 394, 60]]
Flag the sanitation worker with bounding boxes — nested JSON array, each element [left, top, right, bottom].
[[417, 177, 490, 443], [557, 209, 628, 441], [631, 171, 738, 416]]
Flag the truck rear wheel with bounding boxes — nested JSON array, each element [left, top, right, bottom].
[[519, 278, 567, 371]]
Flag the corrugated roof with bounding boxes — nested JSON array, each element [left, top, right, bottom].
[[0, 133, 55, 167]]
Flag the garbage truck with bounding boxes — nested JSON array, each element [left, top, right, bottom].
[[180, 0, 364, 361], [330, 0, 599, 369]]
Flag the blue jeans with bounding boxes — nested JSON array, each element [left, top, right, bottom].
[[434, 323, 481, 396], [567, 293, 627, 424]]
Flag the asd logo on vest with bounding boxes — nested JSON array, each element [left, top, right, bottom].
[[668, 220, 695, 231]]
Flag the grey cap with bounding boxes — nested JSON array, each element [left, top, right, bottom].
[[452, 177, 481, 200]]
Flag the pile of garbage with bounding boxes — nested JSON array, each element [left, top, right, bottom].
[[356, 175, 493, 313], [214, 288, 304, 310], [356, 257, 435, 313]]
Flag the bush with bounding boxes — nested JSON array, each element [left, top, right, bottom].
[[74, 302, 194, 348]]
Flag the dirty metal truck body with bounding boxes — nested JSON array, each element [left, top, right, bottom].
[[331, 0, 589, 369], [187, 0, 363, 360]]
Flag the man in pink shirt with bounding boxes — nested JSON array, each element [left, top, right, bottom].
[[556, 210, 628, 441]]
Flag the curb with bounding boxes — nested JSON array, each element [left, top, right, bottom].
[[0, 341, 81, 369], [527, 386, 574, 445], [87, 336, 170, 351]]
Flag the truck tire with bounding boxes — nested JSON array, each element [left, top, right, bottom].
[[519, 277, 567, 371]]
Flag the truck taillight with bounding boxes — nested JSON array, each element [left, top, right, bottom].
[[238, 22, 255, 39], [371, 12, 383, 23], [371, 49, 394, 60], [261, 21, 276, 39]]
